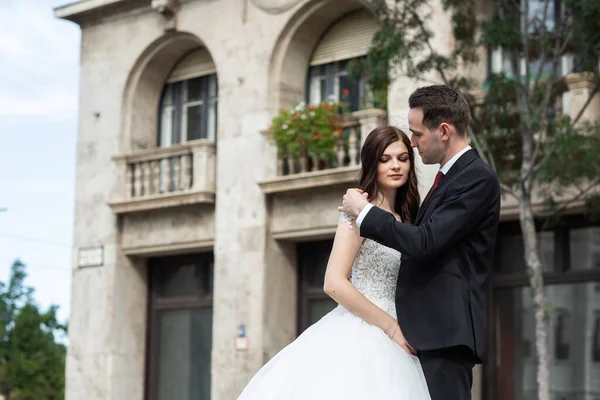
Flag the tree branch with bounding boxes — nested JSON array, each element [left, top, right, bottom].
[[541, 176, 600, 217], [409, 8, 450, 85], [526, 17, 572, 183], [501, 182, 519, 200], [537, 16, 572, 115], [466, 124, 496, 173], [521, 0, 531, 101], [571, 79, 600, 127], [532, 0, 556, 90], [531, 138, 556, 177]]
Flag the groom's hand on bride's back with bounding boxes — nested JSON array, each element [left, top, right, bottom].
[[337, 189, 369, 218]]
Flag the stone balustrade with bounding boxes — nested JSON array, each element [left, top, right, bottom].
[[109, 139, 216, 213], [259, 109, 387, 194], [277, 108, 387, 176]]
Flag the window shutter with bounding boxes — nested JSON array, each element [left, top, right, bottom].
[[310, 10, 379, 66], [167, 48, 217, 83]]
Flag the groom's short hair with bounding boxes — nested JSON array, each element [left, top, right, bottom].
[[408, 85, 471, 136]]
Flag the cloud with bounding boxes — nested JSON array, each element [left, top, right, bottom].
[[0, 0, 80, 119], [0, 0, 78, 325]]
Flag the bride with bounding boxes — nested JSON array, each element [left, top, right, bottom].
[[237, 125, 431, 399]]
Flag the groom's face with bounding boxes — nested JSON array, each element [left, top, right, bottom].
[[408, 107, 444, 165]]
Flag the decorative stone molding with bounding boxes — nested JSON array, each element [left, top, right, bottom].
[[259, 165, 361, 194], [151, 0, 177, 15], [109, 191, 215, 214], [122, 239, 215, 257], [565, 72, 597, 90], [271, 226, 336, 241], [53, 0, 149, 25], [564, 72, 600, 124], [250, 0, 300, 14], [151, 0, 178, 30]]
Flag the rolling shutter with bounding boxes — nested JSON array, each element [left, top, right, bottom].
[[310, 10, 379, 66], [167, 48, 217, 83]]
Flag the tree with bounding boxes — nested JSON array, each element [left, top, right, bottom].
[[363, 1, 600, 399], [0, 260, 66, 399]]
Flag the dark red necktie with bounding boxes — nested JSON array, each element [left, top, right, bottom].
[[424, 171, 444, 203]]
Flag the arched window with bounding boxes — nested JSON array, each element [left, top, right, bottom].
[[158, 48, 218, 147], [307, 10, 379, 112]]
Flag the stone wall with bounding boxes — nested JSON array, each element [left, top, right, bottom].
[[55, 0, 577, 398]]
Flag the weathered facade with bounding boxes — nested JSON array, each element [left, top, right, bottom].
[[55, 0, 600, 399]]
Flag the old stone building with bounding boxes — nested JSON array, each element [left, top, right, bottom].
[[54, 0, 599, 399]]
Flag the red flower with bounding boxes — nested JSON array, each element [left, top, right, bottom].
[[292, 115, 298, 120], [343, 89, 350, 95]]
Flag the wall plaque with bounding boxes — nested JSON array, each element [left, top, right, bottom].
[[78, 246, 104, 268]]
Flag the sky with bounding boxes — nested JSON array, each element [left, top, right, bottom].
[[0, 0, 80, 324]]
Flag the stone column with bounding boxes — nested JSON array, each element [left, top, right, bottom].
[[112, 155, 131, 200], [353, 108, 388, 148], [66, 117, 148, 400], [209, 66, 296, 399], [65, 28, 149, 400], [190, 139, 217, 193], [565, 72, 600, 125]]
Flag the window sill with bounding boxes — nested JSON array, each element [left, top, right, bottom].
[[108, 190, 215, 214], [258, 165, 361, 194]]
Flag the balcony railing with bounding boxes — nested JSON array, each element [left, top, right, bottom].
[[277, 108, 387, 175], [109, 139, 216, 214], [260, 108, 387, 193]]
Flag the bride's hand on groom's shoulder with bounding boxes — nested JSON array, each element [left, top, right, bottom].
[[337, 188, 369, 217], [385, 323, 416, 356]]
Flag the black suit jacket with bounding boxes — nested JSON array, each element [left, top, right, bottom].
[[360, 149, 500, 363]]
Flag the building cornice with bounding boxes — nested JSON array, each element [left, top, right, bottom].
[[53, 0, 150, 25]]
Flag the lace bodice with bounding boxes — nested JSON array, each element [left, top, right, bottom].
[[351, 239, 401, 319], [340, 213, 401, 319]]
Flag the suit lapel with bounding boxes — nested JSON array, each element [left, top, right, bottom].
[[415, 149, 479, 225]]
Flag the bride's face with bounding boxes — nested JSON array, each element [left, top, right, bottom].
[[377, 140, 410, 190]]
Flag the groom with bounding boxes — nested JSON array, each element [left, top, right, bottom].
[[339, 85, 500, 400]]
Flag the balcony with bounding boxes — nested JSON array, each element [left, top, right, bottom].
[[259, 108, 387, 194], [108, 139, 216, 214]]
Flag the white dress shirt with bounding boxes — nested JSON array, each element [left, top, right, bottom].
[[355, 146, 472, 227]]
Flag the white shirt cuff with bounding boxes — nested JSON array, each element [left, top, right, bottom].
[[356, 203, 374, 227]]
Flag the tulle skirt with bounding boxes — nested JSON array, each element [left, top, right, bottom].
[[237, 305, 431, 399]]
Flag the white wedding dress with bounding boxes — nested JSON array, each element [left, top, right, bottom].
[[237, 217, 431, 399]]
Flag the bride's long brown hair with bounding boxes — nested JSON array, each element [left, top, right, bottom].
[[357, 126, 420, 223]]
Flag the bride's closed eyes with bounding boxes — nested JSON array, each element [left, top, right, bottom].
[[380, 154, 410, 163]]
